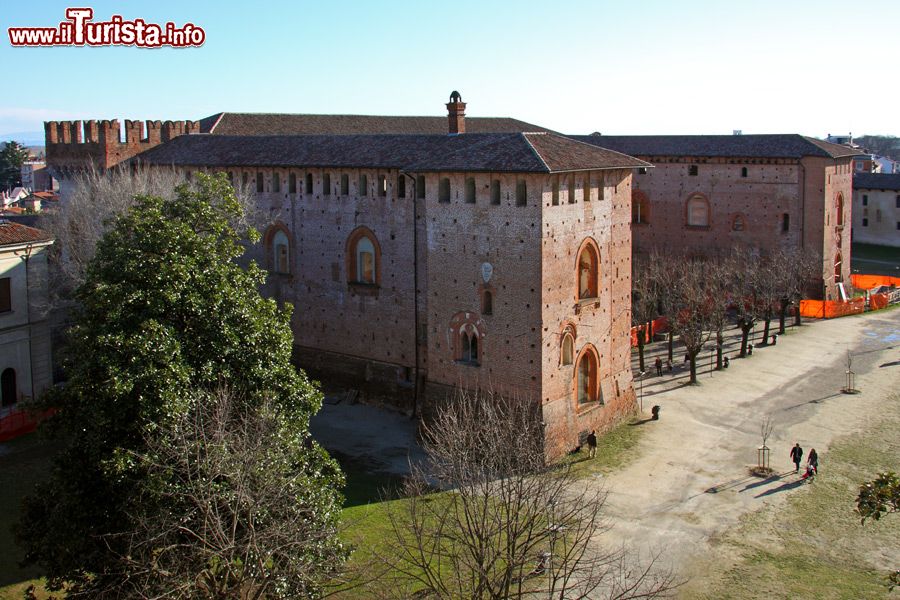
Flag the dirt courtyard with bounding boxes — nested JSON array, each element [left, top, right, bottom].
[[595, 308, 900, 587]]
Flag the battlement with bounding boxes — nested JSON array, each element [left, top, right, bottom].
[[45, 119, 200, 173]]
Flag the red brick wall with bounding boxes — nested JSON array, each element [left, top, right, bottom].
[[539, 169, 637, 458]]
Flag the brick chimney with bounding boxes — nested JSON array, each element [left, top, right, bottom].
[[446, 91, 466, 134]]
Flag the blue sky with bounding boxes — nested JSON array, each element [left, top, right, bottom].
[[2, 0, 898, 141]]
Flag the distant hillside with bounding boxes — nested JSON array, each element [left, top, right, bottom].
[[0, 131, 45, 146], [855, 135, 899, 161]]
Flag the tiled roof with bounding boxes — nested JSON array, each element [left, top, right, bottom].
[[0, 220, 52, 246], [133, 133, 649, 173], [198, 113, 550, 136], [570, 134, 867, 160], [854, 172, 900, 191]]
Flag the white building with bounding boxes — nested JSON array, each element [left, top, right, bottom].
[[853, 173, 900, 248], [0, 221, 54, 409]]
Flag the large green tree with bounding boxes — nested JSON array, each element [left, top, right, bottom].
[[0, 140, 29, 189], [16, 173, 345, 597]]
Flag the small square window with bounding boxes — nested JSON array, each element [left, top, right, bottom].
[[896, 194, 900, 208], [439, 178, 451, 203], [862, 218, 868, 227], [862, 194, 868, 206], [638, 167, 647, 175], [741, 167, 748, 177], [688, 165, 698, 176]]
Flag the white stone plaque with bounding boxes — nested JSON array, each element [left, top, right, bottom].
[[481, 262, 493, 283]]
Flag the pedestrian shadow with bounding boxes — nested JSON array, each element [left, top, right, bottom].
[[754, 478, 806, 498], [879, 360, 900, 368], [702, 475, 757, 495], [628, 417, 656, 426]]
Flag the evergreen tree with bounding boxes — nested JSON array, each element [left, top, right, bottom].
[[16, 173, 345, 597], [0, 140, 29, 189]]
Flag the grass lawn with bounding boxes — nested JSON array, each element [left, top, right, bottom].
[[0, 414, 644, 599], [680, 394, 900, 599]]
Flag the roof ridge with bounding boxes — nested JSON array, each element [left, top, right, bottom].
[[556, 133, 655, 168], [522, 132, 551, 172]]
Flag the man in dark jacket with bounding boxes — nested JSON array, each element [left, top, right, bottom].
[[586, 430, 597, 458], [790, 443, 803, 472]]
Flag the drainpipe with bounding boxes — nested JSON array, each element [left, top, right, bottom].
[[401, 171, 420, 419]]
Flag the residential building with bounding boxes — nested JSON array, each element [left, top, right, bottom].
[[853, 173, 900, 247]]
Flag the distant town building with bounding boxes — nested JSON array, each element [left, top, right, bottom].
[[0, 221, 54, 410], [43, 94, 646, 458], [20, 161, 56, 192], [853, 173, 900, 247], [574, 134, 863, 300]]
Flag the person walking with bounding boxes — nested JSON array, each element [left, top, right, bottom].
[[807, 448, 818, 475], [790, 442, 804, 472], [586, 430, 597, 459], [666, 358, 673, 372], [655, 357, 663, 377]]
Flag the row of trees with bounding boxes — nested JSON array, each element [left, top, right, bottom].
[[632, 247, 820, 384]]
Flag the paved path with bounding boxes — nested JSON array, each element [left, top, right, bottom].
[[595, 308, 900, 578]]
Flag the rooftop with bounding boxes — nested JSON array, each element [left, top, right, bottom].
[[0, 220, 53, 246], [133, 132, 650, 174], [570, 134, 866, 160], [198, 112, 550, 136], [854, 172, 900, 191]]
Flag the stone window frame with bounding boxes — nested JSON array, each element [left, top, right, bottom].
[[574, 343, 602, 408], [835, 192, 845, 228], [448, 311, 486, 367], [730, 213, 746, 232], [345, 226, 382, 291], [575, 237, 601, 302], [263, 222, 292, 277], [559, 322, 577, 367], [685, 193, 711, 229]]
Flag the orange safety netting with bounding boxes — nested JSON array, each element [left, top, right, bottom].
[[870, 293, 890, 310], [850, 274, 900, 289], [630, 316, 669, 347], [799, 297, 866, 319]]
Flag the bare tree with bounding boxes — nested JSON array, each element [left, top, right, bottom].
[[378, 389, 676, 599], [632, 254, 660, 373], [41, 166, 266, 304], [771, 246, 819, 331], [665, 257, 717, 384], [91, 387, 348, 600], [726, 248, 763, 358]]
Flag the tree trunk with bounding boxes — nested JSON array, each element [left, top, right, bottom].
[[637, 326, 646, 373], [778, 298, 788, 334], [667, 331, 674, 361], [739, 322, 752, 357], [716, 327, 724, 370], [689, 352, 698, 384], [762, 309, 772, 345], [794, 297, 802, 327]]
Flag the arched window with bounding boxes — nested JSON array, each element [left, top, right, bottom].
[[323, 173, 331, 196], [482, 290, 493, 315], [687, 194, 709, 227], [379, 175, 387, 197], [632, 190, 649, 224], [836, 193, 844, 226], [289, 173, 297, 193], [1, 368, 16, 407], [491, 180, 501, 205], [272, 172, 281, 193], [731, 215, 745, 231], [576, 348, 599, 405], [265, 224, 291, 275], [561, 333, 574, 366], [834, 252, 842, 283], [465, 177, 476, 204], [340, 174, 349, 195], [306, 173, 314, 194], [346, 227, 381, 286], [516, 180, 527, 206], [577, 241, 599, 300], [359, 174, 368, 196], [256, 171, 264, 193], [439, 178, 451, 203]]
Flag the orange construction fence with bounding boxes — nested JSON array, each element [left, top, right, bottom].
[[870, 293, 891, 310], [630, 316, 669, 347], [850, 274, 900, 289], [799, 297, 866, 319]]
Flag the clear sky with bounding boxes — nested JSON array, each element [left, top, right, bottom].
[[2, 0, 898, 141]]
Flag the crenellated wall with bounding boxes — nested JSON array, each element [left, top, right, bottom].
[[44, 119, 200, 174]]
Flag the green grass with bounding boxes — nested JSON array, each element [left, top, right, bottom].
[[682, 396, 900, 599], [561, 415, 647, 479], [852, 243, 900, 263]]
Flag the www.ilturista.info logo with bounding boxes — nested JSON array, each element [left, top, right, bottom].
[[8, 7, 205, 48]]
